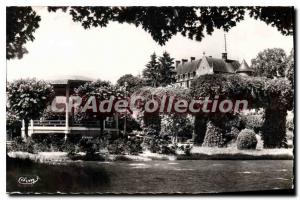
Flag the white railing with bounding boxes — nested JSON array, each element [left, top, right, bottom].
[[32, 120, 101, 127], [33, 120, 65, 127]]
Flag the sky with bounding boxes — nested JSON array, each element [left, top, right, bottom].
[[7, 7, 294, 83]]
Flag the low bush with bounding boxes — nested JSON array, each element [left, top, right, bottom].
[[143, 136, 176, 154], [179, 144, 193, 156], [237, 129, 258, 150], [79, 137, 100, 156], [61, 141, 77, 156], [107, 136, 142, 155], [8, 136, 36, 153], [107, 138, 127, 155]]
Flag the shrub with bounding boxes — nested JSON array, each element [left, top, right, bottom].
[[61, 141, 77, 156], [8, 136, 24, 152], [202, 121, 226, 147], [107, 138, 127, 155], [79, 137, 101, 156], [161, 114, 194, 142], [107, 136, 142, 155], [126, 136, 143, 155], [8, 137, 37, 153], [237, 129, 258, 150], [49, 134, 65, 151], [241, 114, 264, 133], [143, 126, 158, 137], [179, 144, 193, 156], [67, 134, 82, 144]]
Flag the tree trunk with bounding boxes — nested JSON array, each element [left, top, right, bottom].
[[24, 119, 29, 138], [261, 107, 287, 148], [194, 116, 207, 145]]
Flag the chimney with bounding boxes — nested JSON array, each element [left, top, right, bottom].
[[175, 60, 181, 68], [182, 59, 188, 64], [190, 57, 196, 61], [222, 53, 227, 60]]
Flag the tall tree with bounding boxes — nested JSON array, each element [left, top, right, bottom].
[[143, 53, 160, 87], [116, 74, 145, 95], [158, 51, 176, 86], [7, 79, 54, 138], [7, 6, 294, 60], [74, 79, 124, 133], [251, 48, 288, 78]]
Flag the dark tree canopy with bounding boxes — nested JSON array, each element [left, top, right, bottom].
[[142, 52, 176, 87], [251, 48, 288, 79], [248, 7, 294, 36], [6, 7, 41, 59], [158, 52, 176, 86], [143, 53, 160, 87], [7, 6, 294, 60]]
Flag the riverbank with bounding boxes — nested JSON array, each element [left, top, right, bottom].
[[7, 147, 293, 164]]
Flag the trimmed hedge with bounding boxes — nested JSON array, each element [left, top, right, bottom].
[[190, 74, 293, 148], [202, 121, 226, 147], [237, 129, 257, 150]]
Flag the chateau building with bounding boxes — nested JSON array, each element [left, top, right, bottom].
[[175, 52, 254, 88]]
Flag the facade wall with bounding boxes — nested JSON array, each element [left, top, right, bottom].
[[175, 57, 213, 88], [196, 57, 213, 76]]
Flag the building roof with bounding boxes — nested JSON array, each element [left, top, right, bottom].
[[176, 56, 240, 75], [176, 59, 202, 74], [236, 59, 254, 73], [50, 75, 94, 85], [206, 57, 240, 73]]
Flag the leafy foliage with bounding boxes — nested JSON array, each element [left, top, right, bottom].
[[190, 74, 293, 110], [240, 113, 264, 133], [251, 48, 288, 78], [6, 110, 22, 138], [107, 136, 142, 155], [7, 7, 294, 59], [74, 79, 124, 126], [161, 114, 194, 142], [248, 7, 294, 36], [116, 74, 146, 95], [117, 115, 142, 133], [237, 129, 258, 150], [191, 74, 293, 148], [49, 6, 246, 45], [6, 7, 41, 59], [143, 52, 177, 87], [202, 121, 226, 147], [7, 79, 54, 137], [158, 52, 176, 86], [143, 53, 161, 87]]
